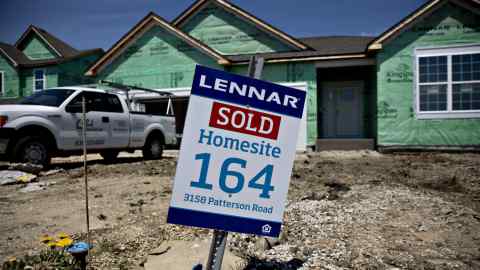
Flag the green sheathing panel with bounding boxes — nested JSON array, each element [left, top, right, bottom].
[[97, 25, 223, 89], [21, 35, 57, 60], [180, 2, 294, 55], [58, 53, 102, 86], [377, 3, 480, 147], [229, 62, 318, 146], [0, 53, 101, 98], [0, 56, 20, 97], [19, 67, 58, 97]]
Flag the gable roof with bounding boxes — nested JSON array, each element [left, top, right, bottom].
[[172, 0, 311, 51], [85, 12, 230, 76], [0, 42, 30, 67], [367, 0, 480, 51], [0, 42, 103, 68], [0, 41, 103, 68], [15, 25, 80, 58]]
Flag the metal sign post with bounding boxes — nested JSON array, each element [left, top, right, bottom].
[[204, 56, 264, 270], [205, 230, 228, 270]]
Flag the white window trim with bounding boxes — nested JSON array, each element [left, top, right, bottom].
[[414, 44, 480, 119], [0, 71, 4, 96], [33, 69, 46, 91]]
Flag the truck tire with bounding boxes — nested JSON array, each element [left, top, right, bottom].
[[142, 136, 163, 160], [100, 151, 119, 163], [13, 136, 51, 167]]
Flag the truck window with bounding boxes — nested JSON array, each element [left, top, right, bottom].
[[138, 98, 175, 116], [104, 94, 124, 113], [67, 92, 123, 113], [19, 89, 75, 107]]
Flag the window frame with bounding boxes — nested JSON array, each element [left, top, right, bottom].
[[0, 71, 4, 96], [33, 69, 46, 92], [66, 91, 124, 113], [414, 44, 480, 119], [103, 94, 124, 113]]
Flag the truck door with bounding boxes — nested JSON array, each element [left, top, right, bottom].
[[102, 93, 129, 148], [61, 92, 110, 150]]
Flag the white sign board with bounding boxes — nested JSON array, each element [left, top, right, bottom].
[[167, 65, 306, 237]]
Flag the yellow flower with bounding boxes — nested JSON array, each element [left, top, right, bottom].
[[56, 238, 73, 247], [47, 241, 57, 248], [40, 235, 53, 243], [57, 232, 70, 239]]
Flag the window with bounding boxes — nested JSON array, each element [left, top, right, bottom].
[[33, 69, 46, 91], [67, 92, 123, 113], [415, 44, 480, 119], [0, 71, 4, 95], [104, 94, 124, 113], [19, 89, 75, 107]]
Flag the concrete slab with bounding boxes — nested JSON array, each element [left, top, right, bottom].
[[144, 239, 244, 270]]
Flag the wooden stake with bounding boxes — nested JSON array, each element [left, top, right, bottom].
[[82, 96, 91, 261]]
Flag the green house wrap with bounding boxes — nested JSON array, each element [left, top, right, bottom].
[[0, 25, 103, 99], [376, 1, 480, 148]]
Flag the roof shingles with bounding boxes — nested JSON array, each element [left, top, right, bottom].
[[226, 36, 374, 63], [32, 26, 79, 58], [0, 42, 31, 66]]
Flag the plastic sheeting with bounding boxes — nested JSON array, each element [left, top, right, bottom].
[[0, 170, 36, 185], [98, 2, 295, 89], [376, 2, 480, 147], [180, 2, 293, 55], [21, 35, 57, 60], [98, 25, 223, 89]]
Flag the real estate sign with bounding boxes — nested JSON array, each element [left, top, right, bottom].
[[167, 65, 306, 237]]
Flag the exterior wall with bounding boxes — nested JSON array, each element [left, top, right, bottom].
[[0, 56, 20, 98], [229, 62, 318, 146], [0, 52, 100, 99], [97, 25, 223, 89], [377, 2, 480, 147], [180, 2, 294, 55], [58, 53, 102, 86], [19, 67, 58, 97], [21, 35, 57, 60]]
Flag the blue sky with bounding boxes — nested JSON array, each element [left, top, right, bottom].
[[1, 0, 427, 50]]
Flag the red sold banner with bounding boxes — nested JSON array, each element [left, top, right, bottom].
[[209, 102, 281, 140]]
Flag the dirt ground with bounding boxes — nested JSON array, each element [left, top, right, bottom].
[[0, 150, 479, 269]]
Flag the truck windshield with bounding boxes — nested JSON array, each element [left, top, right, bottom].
[[19, 89, 76, 107]]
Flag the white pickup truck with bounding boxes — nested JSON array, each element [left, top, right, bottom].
[[0, 87, 177, 166]]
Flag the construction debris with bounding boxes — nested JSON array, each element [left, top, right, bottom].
[[8, 163, 43, 175], [0, 170, 36, 185], [19, 182, 49, 193]]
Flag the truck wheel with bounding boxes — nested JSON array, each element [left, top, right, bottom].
[[14, 136, 51, 167], [143, 136, 163, 160], [100, 151, 119, 163]]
